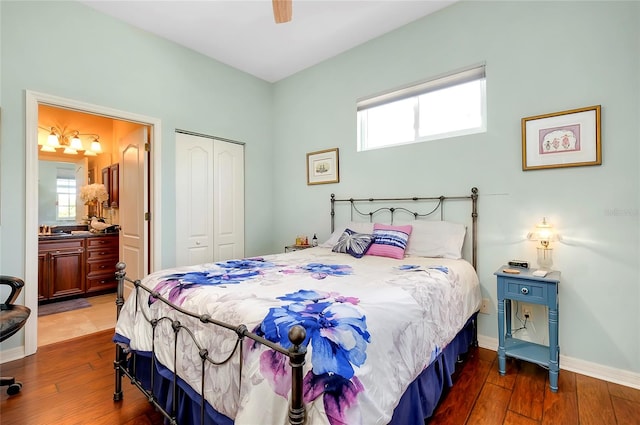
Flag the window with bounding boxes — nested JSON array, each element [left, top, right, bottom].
[[56, 178, 76, 220], [357, 65, 486, 151]]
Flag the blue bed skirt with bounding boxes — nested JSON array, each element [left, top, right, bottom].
[[116, 313, 476, 425]]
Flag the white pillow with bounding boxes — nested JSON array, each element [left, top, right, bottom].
[[403, 220, 466, 259], [320, 221, 374, 248]]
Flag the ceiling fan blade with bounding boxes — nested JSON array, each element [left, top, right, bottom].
[[272, 0, 292, 24]]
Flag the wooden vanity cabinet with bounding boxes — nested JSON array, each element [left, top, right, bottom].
[[86, 235, 119, 293], [102, 163, 119, 208], [38, 239, 86, 301]]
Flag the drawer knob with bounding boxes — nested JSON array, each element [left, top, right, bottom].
[[521, 287, 529, 295]]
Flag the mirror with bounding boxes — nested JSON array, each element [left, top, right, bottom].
[[38, 158, 88, 225]]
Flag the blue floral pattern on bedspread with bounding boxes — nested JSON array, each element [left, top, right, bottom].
[[254, 289, 371, 425], [150, 260, 354, 306], [149, 259, 275, 305]]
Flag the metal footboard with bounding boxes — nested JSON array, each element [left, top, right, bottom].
[[113, 262, 307, 425]]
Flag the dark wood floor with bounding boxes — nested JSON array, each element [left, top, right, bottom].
[[1, 329, 639, 424]]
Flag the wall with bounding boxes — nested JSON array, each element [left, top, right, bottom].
[[0, 0, 275, 270], [0, 1, 274, 349], [272, 1, 639, 379]]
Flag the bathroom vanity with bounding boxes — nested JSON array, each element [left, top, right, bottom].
[[38, 232, 119, 302]]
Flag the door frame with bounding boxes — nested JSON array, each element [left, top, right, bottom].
[[24, 90, 163, 355]]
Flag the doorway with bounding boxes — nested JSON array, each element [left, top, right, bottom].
[[24, 90, 163, 355]]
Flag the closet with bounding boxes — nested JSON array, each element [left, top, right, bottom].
[[175, 132, 245, 266]]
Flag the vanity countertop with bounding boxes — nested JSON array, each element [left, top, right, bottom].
[[38, 231, 118, 240]]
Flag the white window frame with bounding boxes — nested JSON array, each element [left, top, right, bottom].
[[357, 64, 486, 151]]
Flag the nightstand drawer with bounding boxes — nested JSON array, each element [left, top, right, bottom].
[[502, 278, 547, 303]]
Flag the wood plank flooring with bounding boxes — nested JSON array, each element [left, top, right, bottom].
[[1, 330, 639, 424]]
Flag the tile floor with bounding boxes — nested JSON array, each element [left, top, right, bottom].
[[37, 293, 117, 347]]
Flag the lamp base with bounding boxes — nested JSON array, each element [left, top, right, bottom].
[[536, 247, 553, 270]]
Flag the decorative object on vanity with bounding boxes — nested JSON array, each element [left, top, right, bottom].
[[38, 125, 103, 156], [306, 148, 339, 185], [521, 105, 601, 170], [90, 217, 118, 233], [80, 183, 108, 219], [527, 217, 560, 270]]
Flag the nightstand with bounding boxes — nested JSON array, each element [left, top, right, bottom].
[[284, 244, 312, 253], [494, 266, 561, 392]]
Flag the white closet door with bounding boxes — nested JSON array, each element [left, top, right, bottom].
[[212, 140, 244, 261], [175, 132, 244, 266]]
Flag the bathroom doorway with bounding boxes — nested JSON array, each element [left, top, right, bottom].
[[24, 90, 163, 355]]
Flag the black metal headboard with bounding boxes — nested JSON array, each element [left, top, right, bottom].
[[330, 187, 478, 270]]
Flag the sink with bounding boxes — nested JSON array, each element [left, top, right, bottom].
[[39, 232, 75, 237]]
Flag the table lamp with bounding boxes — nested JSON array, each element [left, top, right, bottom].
[[527, 217, 558, 270]]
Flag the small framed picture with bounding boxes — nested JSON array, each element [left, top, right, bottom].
[[522, 105, 601, 170], [307, 148, 339, 185]]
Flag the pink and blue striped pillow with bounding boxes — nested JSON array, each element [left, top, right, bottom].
[[366, 223, 413, 259]]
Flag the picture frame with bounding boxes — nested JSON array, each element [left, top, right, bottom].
[[307, 148, 339, 185], [522, 105, 601, 171]]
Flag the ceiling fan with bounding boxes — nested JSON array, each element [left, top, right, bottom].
[[272, 0, 292, 24]]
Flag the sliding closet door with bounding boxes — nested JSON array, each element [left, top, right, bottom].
[[175, 132, 244, 266]]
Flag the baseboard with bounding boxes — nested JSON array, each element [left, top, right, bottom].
[[0, 346, 26, 364], [477, 336, 640, 390]]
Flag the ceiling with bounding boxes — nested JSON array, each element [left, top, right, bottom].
[[80, 0, 457, 82]]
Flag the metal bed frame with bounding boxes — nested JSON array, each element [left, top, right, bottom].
[[113, 187, 478, 425], [331, 187, 478, 269]]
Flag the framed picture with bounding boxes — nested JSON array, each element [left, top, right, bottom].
[[522, 105, 601, 171], [307, 148, 339, 185]]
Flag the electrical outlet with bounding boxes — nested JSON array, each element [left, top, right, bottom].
[[523, 304, 533, 320], [480, 298, 491, 314]]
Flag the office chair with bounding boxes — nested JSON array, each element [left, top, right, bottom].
[[1, 276, 32, 395]]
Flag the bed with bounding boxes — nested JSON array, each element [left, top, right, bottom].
[[113, 187, 480, 425]]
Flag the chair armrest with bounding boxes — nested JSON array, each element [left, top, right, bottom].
[[0, 275, 25, 306]]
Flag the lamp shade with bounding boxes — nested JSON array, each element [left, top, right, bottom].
[[90, 138, 102, 153], [70, 133, 83, 150], [47, 129, 61, 147], [527, 217, 558, 247]]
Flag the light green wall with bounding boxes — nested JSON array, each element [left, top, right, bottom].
[[272, 1, 639, 374], [0, 0, 275, 279], [1, 0, 638, 378]]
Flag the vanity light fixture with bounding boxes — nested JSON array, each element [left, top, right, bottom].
[[38, 125, 102, 156], [90, 137, 103, 153], [70, 131, 83, 150], [527, 217, 559, 270], [46, 127, 61, 148]]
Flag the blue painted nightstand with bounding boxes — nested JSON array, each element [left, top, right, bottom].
[[494, 266, 561, 392]]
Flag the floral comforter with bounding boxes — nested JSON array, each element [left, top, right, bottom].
[[114, 247, 481, 425]]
